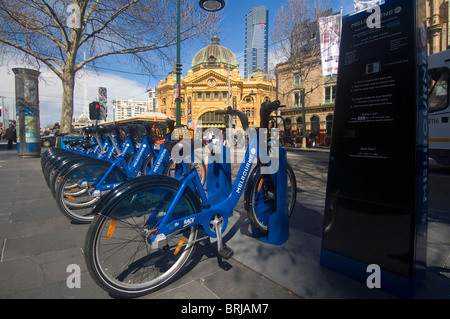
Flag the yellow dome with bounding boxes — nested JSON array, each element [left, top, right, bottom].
[[191, 33, 238, 70]]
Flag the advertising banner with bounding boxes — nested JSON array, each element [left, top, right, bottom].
[[319, 13, 341, 76]]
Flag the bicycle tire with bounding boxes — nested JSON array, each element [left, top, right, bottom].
[[84, 175, 201, 297], [140, 152, 156, 175], [55, 162, 126, 224], [247, 162, 297, 236]]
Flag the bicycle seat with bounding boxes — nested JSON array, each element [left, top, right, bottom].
[[83, 126, 97, 134]]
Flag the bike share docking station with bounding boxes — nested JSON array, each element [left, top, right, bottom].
[[320, 0, 428, 297], [251, 147, 289, 246], [204, 140, 289, 255]]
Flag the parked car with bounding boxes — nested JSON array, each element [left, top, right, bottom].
[[40, 134, 56, 147]]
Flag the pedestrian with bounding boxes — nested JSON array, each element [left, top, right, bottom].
[[5, 124, 16, 150]]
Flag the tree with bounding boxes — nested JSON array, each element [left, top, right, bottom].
[[0, 0, 218, 132], [272, 0, 333, 148]]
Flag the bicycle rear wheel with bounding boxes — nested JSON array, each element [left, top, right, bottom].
[[85, 175, 201, 297], [247, 163, 297, 236]]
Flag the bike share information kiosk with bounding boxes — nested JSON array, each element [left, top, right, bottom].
[[320, 0, 428, 297]]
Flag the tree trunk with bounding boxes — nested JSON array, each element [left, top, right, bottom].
[[60, 25, 81, 134], [60, 70, 75, 133]]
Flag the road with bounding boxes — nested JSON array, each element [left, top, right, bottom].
[[285, 149, 450, 222]]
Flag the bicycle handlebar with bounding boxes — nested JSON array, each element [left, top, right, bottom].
[[260, 100, 282, 128], [216, 106, 249, 131]]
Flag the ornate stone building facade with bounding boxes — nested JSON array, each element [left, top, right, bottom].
[[427, 0, 450, 54], [157, 34, 276, 131], [275, 48, 336, 146], [274, 2, 450, 146]]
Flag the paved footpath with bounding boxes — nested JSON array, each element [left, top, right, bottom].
[[0, 141, 449, 303]]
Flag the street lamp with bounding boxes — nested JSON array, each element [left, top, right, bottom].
[[198, 0, 226, 12], [175, 0, 226, 127]]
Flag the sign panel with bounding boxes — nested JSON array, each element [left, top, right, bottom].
[[98, 87, 107, 121], [320, 0, 428, 296]]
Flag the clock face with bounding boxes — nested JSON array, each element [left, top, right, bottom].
[[208, 79, 216, 87]]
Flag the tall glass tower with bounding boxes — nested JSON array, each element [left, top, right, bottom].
[[244, 5, 269, 79]]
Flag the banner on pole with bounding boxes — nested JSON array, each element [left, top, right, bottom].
[[319, 13, 341, 76], [354, 0, 383, 13]]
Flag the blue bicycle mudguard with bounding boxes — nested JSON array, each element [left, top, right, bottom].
[[62, 160, 126, 188], [91, 175, 202, 222]]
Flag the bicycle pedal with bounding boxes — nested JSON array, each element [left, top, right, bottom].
[[219, 246, 234, 259]]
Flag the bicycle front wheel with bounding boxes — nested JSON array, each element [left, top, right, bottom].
[[55, 162, 126, 224], [85, 175, 201, 297], [247, 163, 297, 236]]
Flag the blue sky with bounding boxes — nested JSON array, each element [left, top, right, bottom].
[[109, 0, 355, 92], [128, 0, 354, 87], [0, 0, 356, 127]]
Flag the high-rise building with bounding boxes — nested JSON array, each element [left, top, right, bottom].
[[244, 6, 269, 79], [147, 88, 158, 112], [112, 96, 158, 122]]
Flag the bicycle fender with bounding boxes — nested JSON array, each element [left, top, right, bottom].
[[62, 160, 125, 182]]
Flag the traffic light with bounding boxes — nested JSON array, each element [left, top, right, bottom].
[[174, 63, 182, 75], [89, 101, 101, 120]]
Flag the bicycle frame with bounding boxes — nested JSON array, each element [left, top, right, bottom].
[[87, 135, 157, 194], [150, 129, 259, 248]]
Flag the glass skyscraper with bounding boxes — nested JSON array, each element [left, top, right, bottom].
[[244, 5, 269, 78]]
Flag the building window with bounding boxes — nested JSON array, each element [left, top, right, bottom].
[[310, 115, 320, 137], [326, 115, 333, 136], [324, 85, 336, 104], [243, 107, 254, 117], [296, 117, 304, 135], [294, 89, 304, 108], [285, 118, 292, 132], [244, 95, 254, 103], [200, 111, 224, 124], [294, 74, 303, 88]]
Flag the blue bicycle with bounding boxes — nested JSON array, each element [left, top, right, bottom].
[[84, 100, 297, 297], [54, 121, 206, 224]]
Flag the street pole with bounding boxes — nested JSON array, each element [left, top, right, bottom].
[[174, 0, 225, 128], [176, 0, 181, 128]]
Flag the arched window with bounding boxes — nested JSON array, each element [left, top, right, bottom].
[[310, 115, 320, 137], [296, 117, 304, 135], [326, 115, 333, 136], [285, 118, 292, 132], [200, 111, 223, 124]]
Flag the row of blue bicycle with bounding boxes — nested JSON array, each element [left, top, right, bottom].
[[40, 100, 297, 297], [41, 119, 205, 224]]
